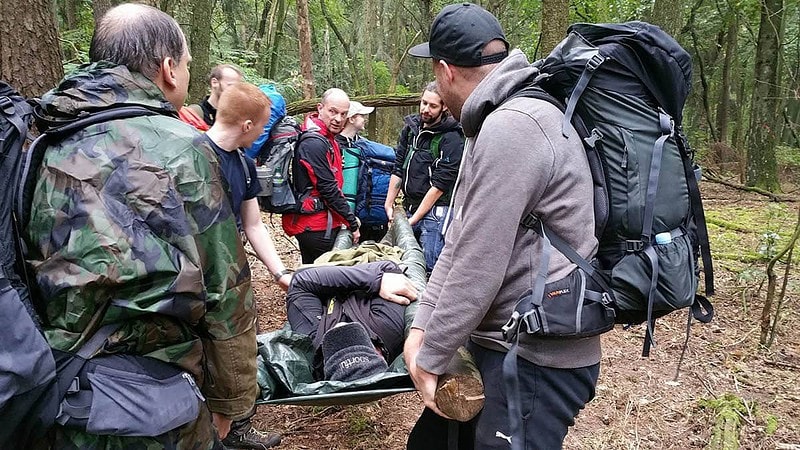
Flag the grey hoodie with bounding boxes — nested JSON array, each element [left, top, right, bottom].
[[412, 49, 601, 372]]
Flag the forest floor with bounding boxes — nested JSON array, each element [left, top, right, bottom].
[[250, 182, 800, 450]]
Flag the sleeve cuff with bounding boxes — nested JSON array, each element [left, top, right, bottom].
[[411, 301, 434, 331], [416, 340, 454, 375]]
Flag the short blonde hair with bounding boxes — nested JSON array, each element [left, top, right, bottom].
[[216, 82, 271, 125]]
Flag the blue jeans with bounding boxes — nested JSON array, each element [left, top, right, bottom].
[[411, 206, 448, 273], [468, 341, 599, 449]]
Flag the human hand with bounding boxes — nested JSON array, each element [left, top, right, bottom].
[[211, 413, 232, 440], [277, 273, 292, 291], [385, 204, 394, 223], [352, 228, 361, 244], [404, 329, 449, 418], [379, 272, 418, 305], [407, 215, 419, 226]]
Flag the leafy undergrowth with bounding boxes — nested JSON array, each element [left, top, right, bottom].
[[250, 182, 800, 449]]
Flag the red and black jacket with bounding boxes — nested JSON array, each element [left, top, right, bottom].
[[282, 114, 359, 236]]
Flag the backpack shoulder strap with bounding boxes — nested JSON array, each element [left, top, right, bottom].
[[236, 150, 252, 190], [17, 106, 160, 227], [429, 134, 444, 160]]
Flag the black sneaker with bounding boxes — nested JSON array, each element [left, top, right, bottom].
[[222, 422, 282, 449]]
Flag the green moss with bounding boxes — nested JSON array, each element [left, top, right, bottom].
[[765, 414, 779, 435]]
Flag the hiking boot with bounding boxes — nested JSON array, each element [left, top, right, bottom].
[[222, 421, 282, 449]]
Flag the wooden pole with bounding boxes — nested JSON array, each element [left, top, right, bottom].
[[435, 347, 485, 422]]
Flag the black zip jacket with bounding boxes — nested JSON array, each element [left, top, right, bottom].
[[392, 113, 464, 208]]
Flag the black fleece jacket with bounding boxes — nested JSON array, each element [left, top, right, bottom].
[[392, 114, 464, 207]]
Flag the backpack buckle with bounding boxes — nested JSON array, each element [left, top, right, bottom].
[[625, 240, 645, 252], [585, 54, 606, 72], [501, 311, 521, 342], [520, 213, 540, 229], [0, 96, 14, 115], [584, 128, 604, 148], [521, 310, 542, 335]]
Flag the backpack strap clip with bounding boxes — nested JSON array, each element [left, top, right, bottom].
[[625, 239, 645, 252], [501, 311, 521, 342], [0, 96, 15, 114], [585, 53, 606, 72], [584, 128, 604, 148], [520, 212, 540, 229]]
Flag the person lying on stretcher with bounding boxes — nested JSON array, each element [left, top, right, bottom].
[[284, 261, 418, 382]]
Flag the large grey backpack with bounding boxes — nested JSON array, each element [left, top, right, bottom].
[[509, 22, 715, 356], [501, 22, 716, 450]]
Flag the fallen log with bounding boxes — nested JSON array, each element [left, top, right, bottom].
[[435, 347, 485, 422], [287, 92, 421, 116]]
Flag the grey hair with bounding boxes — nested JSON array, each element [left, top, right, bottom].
[[89, 3, 186, 79]]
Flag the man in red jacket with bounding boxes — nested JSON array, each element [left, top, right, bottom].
[[282, 88, 361, 263]]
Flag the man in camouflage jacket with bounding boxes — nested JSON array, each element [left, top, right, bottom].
[[23, 4, 257, 449]]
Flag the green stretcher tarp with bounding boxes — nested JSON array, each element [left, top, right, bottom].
[[255, 211, 425, 406]]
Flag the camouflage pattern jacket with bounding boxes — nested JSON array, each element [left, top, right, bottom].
[[24, 62, 258, 421]]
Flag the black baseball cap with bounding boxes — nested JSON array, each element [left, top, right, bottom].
[[408, 3, 509, 67]]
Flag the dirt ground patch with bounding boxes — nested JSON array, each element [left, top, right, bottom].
[[250, 183, 800, 449]]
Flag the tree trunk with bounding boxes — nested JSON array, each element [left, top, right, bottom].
[[267, 0, 288, 80], [222, 0, 242, 48], [319, 0, 361, 93], [715, 16, 737, 146], [254, 0, 273, 56], [160, 0, 176, 16], [688, 21, 717, 142], [539, 0, 569, 55], [418, 0, 433, 33], [61, 0, 78, 29], [363, 0, 377, 96], [745, 0, 783, 191], [731, 47, 749, 182], [296, 0, 315, 99], [0, 0, 63, 97], [188, 0, 213, 104], [648, 0, 683, 38]]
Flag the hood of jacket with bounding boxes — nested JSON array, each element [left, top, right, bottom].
[[303, 113, 338, 140], [39, 61, 177, 121], [402, 112, 462, 136], [459, 49, 538, 137]]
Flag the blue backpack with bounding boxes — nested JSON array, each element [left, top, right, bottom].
[[352, 138, 395, 226], [245, 84, 287, 159]]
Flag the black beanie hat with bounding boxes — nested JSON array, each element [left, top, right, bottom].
[[322, 322, 389, 382]]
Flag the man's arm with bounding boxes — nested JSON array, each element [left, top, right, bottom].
[[386, 124, 412, 220], [241, 198, 291, 291], [407, 186, 444, 226], [384, 174, 404, 222]]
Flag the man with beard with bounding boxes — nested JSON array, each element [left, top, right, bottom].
[[384, 82, 464, 273], [282, 88, 361, 263]]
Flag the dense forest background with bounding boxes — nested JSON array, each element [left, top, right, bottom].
[[1, 0, 799, 192]]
